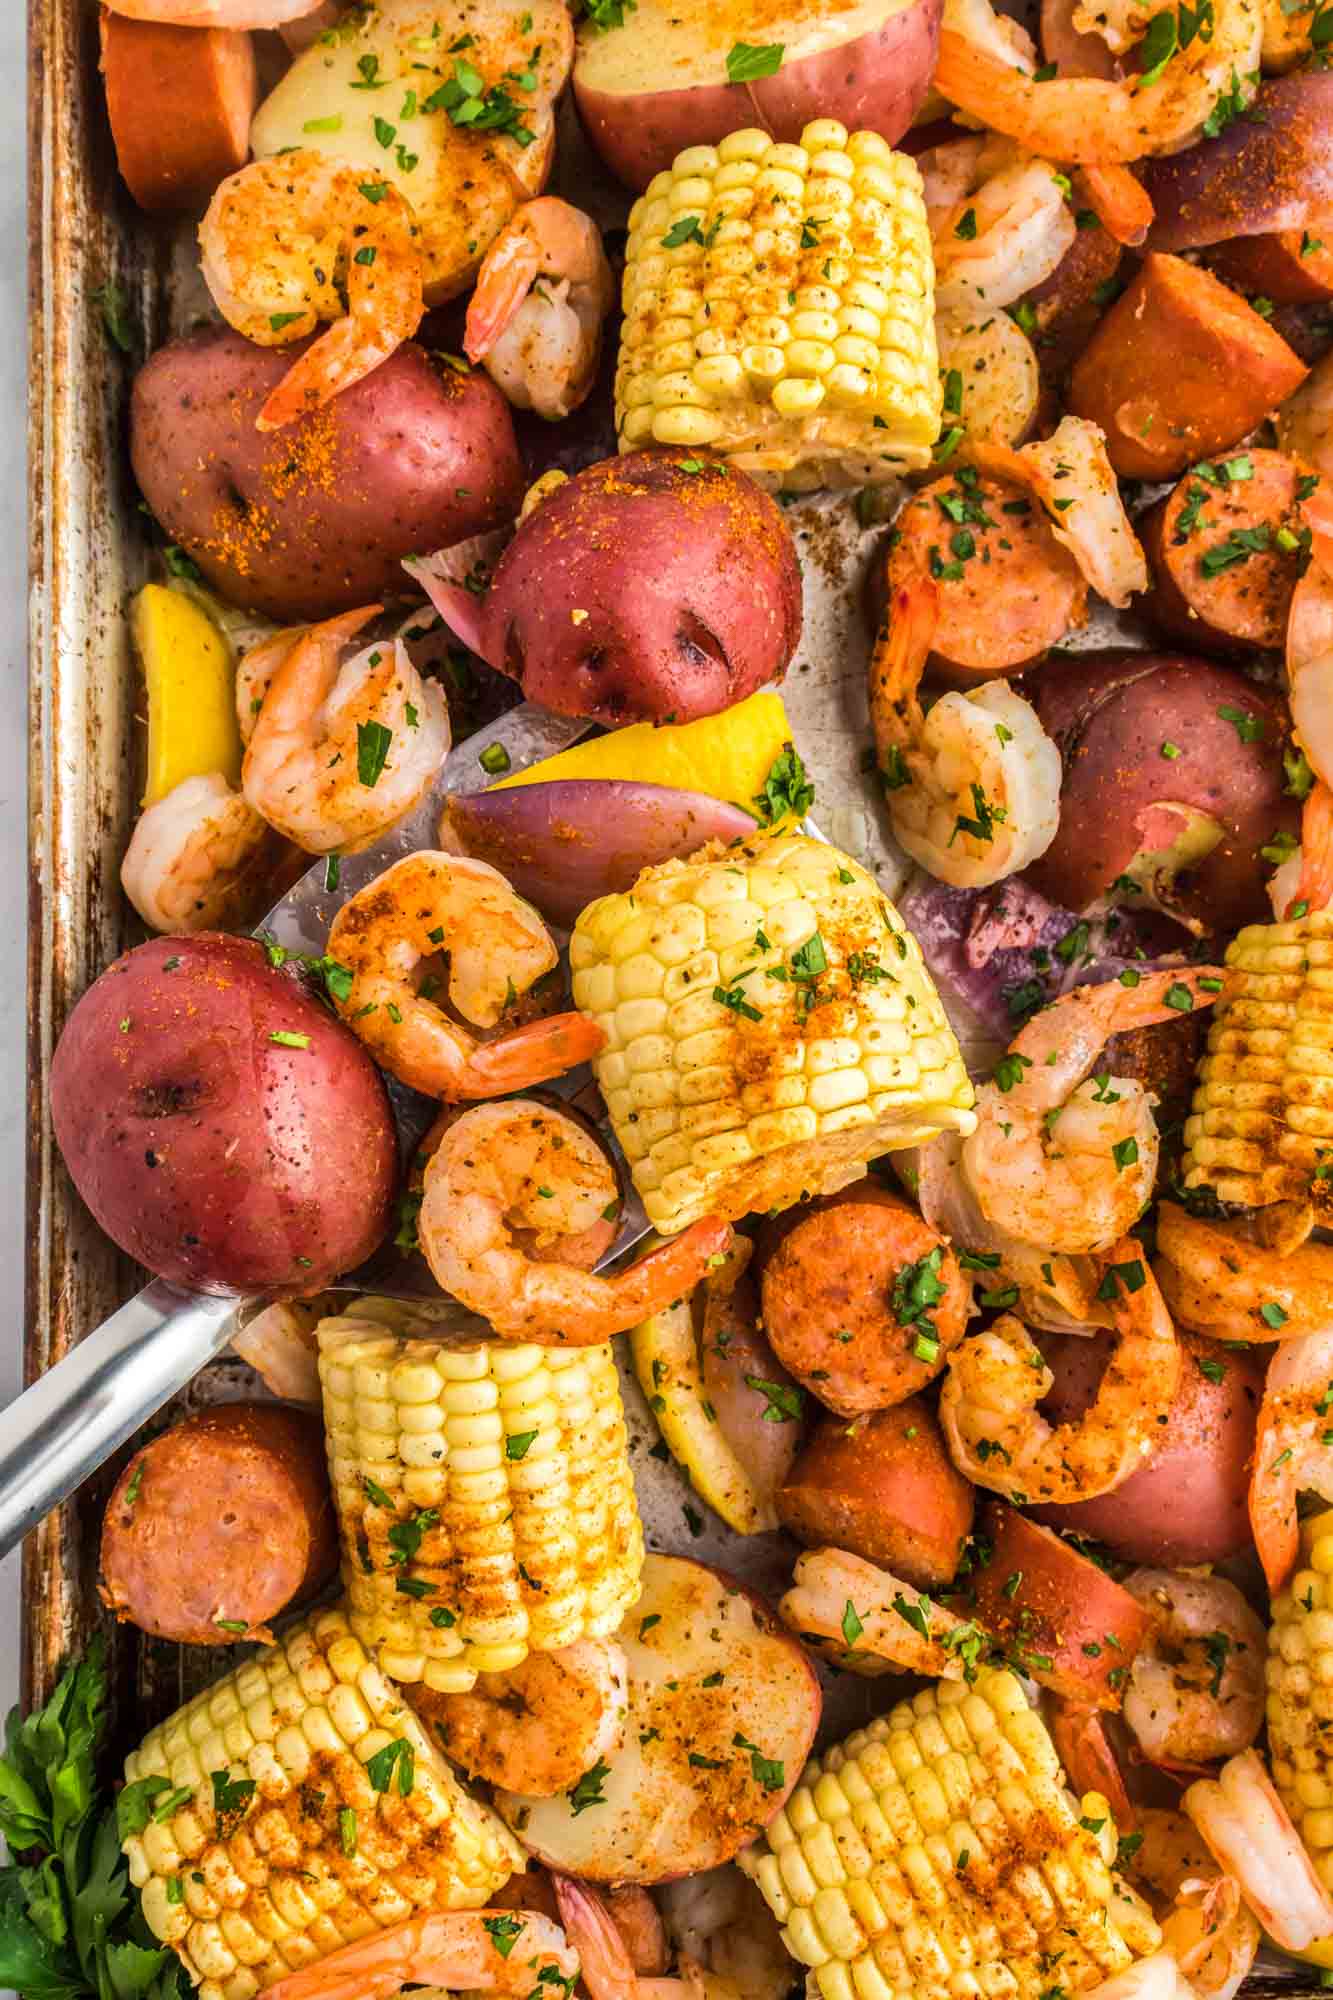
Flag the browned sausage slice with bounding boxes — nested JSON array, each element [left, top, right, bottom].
[[887, 470, 1087, 683], [100, 1403, 336, 1644], [1068, 252, 1309, 479], [1142, 449, 1319, 652], [759, 1183, 971, 1417], [1209, 228, 1333, 307], [100, 11, 257, 214]]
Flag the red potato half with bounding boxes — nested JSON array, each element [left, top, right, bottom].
[[495, 1553, 820, 1881], [1027, 649, 1297, 934], [474, 452, 803, 726], [131, 329, 524, 622], [50, 935, 397, 1294], [574, 0, 941, 192]]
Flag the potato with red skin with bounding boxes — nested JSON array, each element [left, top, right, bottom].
[[777, 1398, 974, 1589], [474, 451, 802, 726], [131, 329, 524, 622], [100, 1403, 337, 1645], [51, 935, 397, 1294], [1026, 649, 1297, 934], [759, 1184, 970, 1417], [967, 1503, 1157, 1708], [1032, 1329, 1263, 1565]]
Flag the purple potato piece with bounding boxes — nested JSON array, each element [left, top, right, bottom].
[[1141, 73, 1333, 253], [443, 779, 757, 928]]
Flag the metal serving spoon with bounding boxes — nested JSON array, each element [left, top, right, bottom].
[[0, 699, 662, 1558]]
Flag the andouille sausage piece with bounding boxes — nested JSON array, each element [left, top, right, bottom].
[[759, 1184, 971, 1417], [1208, 229, 1333, 307], [1141, 450, 1318, 652], [1068, 253, 1309, 479], [886, 469, 1087, 684], [777, 1398, 974, 1589], [100, 1403, 336, 1644], [100, 12, 257, 214], [1024, 215, 1124, 382]]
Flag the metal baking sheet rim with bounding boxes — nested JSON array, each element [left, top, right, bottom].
[[19, 7, 1326, 1986]]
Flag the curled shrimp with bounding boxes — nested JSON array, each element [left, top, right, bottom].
[[199, 151, 425, 432], [104, 0, 320, 17], [659, 1866, 792, 2000], [550, 1877, 639, 2000], [1266, 780, 1333, 921], [1154, 1200, 1333, 1343], [778, 1547, 987, 1679], [327, 855, 604, 1100], [1120, 1570, 1266, 1767], [939, 1243, 1180, 1503], [1184, 1748, 1333, 1952], [963, 970, 1222, 1256], [868, 576, 1062, 889], [464, 198, 615, 422], [935, 0, 1262, 162], [261, 1909, 580, 2000], [419, 1097, 730, 1343], [1249, 1328, 1333, 1595], [120, 772, 274, 934], [1048, 1699, 1136, 1829], [413, 1638, 628, 1797], [242, 608, 450, 855], [1130, 1809, 1260, 2000], [924, 135, 1076, 310], [970, 415, 1150, 609], [235, 627, 300, 745]]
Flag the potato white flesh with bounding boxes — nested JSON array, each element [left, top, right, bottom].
[[630, 1304, 774, 1537], [936, 309, 1040, 447], [250, 0, 572, 301], [496, 1554, 821, 1882]]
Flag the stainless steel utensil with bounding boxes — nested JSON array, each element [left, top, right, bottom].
[[0, 698, 662, 1559]]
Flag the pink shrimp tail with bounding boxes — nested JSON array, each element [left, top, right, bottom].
[[465, 232, 542, 361], [1077, 164, 1153, 246], [411, 565, 505, 670], [1302, 481, 1333, 555], [456, 1012, 608, 1098], [1293, 781, 1333, 918], [609, 1217, 733, 1327], [1049, 1698, 1136, 1828], [551, 1876, 638, 2000]]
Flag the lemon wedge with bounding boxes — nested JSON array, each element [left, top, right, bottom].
[[135, 585, 242, 806]]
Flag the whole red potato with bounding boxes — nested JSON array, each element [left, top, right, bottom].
[[132, 329, 523, 621], [1027, 649, 1297, 934], [51, 935, 397, 1293], [475, 451, 803, 725], [1033, 1328, 1263, 1564]]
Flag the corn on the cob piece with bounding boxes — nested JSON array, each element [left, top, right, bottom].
[[1182, 912, 1333, 1211], [122, 1606, 521, 2000], [320, 1299, 643, 1691], [570, 833, 975, 1236], [1268, 1507, 1333, 1915], [739, 1667, 1161, 2000], [615, 121, 941, 490]]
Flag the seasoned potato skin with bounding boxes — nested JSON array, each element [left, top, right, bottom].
[[100, 1404, 337, 1644], [131, 329, 524, 621], [50, 934, 397, 1294], [476, 450, 802, 725], [777, 1398, 974, 1588]]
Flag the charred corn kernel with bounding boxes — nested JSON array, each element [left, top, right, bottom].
[[1269, 1510, 1333, 1932], [739, 1669, 1161, 2000], [570, 834, 974, 1236], [617, 122, 940, 491], [319, 1300, 643, 1690], [122, 1607, 520, 2000], [135, 584, 242, 806], [1182, 913, 1333, 1213]]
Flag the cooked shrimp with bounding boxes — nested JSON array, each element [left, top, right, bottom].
[[199, 151, 425, 431], [868, 575, 1062, 889], [235, 627, 300, 745], [1286, 486, 1333, 794], [935, 0, 1262, 161], [778, 1547, 988, 1679], [120, 772, 273, 934], [464, 199, 614, 422], [261, 1909, 580, 2000], [419, 1098, 730, 1342], [1084, 1954, 1204, 2000], [551, 1877, 638, 2000], [1261, 0, 1322, 64], [105, 0, 320, 17], [925, 136, 1076, 310], [970, 416, 1149, 608], [1155, 1200, 1333, 1342], [415, 1639, 627, 1796], [229, 1298, 323, 1405], [1048, 1698, 1135, 1829], [939, 1244, 1180, 1503], [1266, 780, 1333, 921], [1077, 164, 1155, 247], [1120, 1570, 1266, 1767], [659, 1867, 791, 2000], [962, 970, 1222, 1255], [327, 856, 603, 1099], [1131, 1810, 1261, 2000], [1184, 1748, 1333, 1951], [600, 1888, 669, 1978], [242, 609, 450, 854], [1249, 1328, 1333, 1594]]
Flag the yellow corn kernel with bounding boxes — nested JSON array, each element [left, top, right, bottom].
[[1269, 1510, 1333, 1950]]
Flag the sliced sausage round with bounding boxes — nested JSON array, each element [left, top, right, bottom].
[[100, 15, 257, 214], [1142, 450, 1318, 652]]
